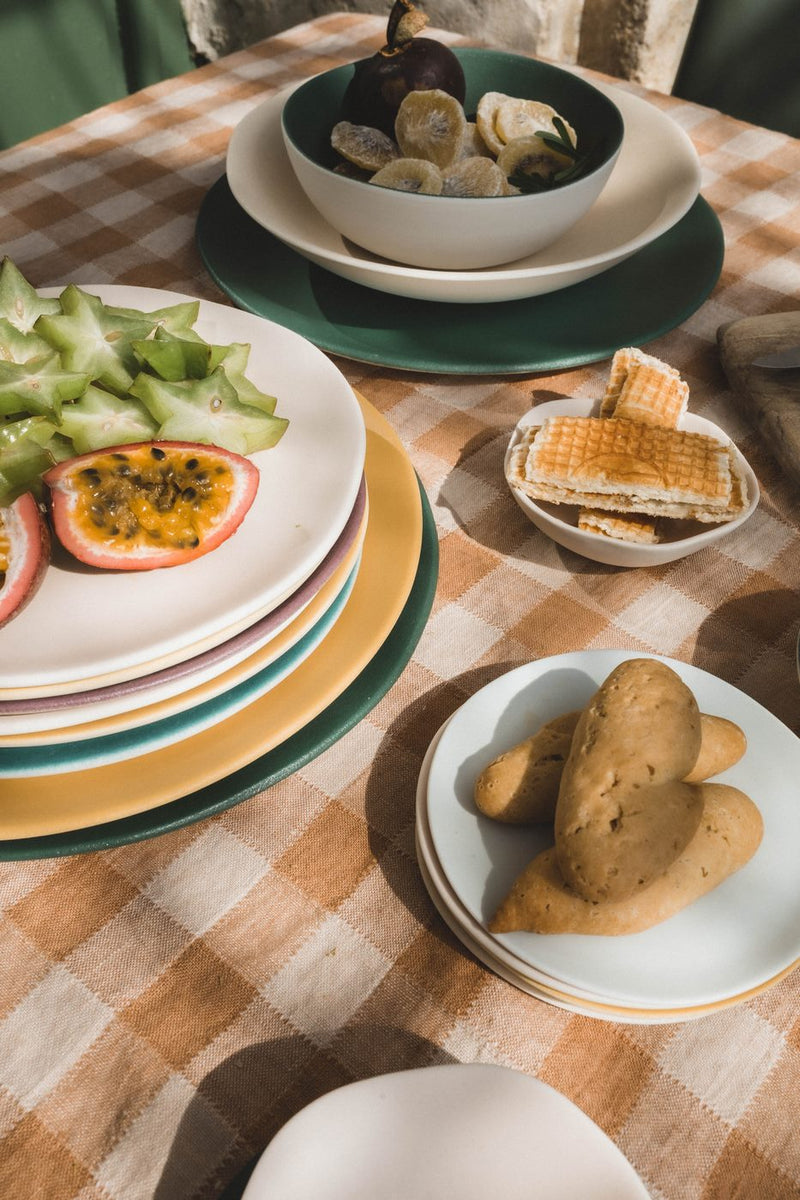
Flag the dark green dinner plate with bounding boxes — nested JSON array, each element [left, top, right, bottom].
[[196, 175, 724, 375], [0, 481, 437, 860]]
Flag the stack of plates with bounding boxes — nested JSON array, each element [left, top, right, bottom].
[[195, 59, 724, 375], [416, 650, 800, 1023], [0, 287, 437, 858]]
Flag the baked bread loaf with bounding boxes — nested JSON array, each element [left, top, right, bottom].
[[554, 658, 703, 903], [489, 783, 763, 935]]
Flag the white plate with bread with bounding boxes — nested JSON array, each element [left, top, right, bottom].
[[505, 348, 759, 566], [425, 650, 800, 1012]]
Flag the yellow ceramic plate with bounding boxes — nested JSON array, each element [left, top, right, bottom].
[[0, 395, 422, 838]]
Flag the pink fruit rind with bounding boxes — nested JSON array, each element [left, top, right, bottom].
[[0, 493, 50, 628]]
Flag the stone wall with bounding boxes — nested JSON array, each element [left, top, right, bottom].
[[181, 0, 699, 92]]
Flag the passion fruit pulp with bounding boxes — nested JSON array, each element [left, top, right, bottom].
[[0, 492, 50, 628], [44, 441, 259, 571], [342, 0, 466, 137]]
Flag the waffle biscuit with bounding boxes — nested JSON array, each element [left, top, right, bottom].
[[508, 418, 747, 522], [613, 361, 690, 428], [599, 347, 680, 417], [577, 509, 660, 543]]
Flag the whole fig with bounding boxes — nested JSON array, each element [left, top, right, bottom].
[[342, 0, 466, 137]]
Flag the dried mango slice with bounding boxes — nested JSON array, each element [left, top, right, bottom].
[[475, 91, 511, 156], [331, 121, 400, 172], [495, 97, 576, 149], [370, 157, 443, 194], [394, 89, 466, 169], [442, 156, 506, 197]]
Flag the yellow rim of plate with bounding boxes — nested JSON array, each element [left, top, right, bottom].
[[0, 393, 423, 838]]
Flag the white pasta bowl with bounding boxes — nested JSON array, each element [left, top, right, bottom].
[[280, 48, 624, 271], [505, 398, 759, 568]]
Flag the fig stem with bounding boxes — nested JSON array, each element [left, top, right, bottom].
[[385, 0, 429, 50]]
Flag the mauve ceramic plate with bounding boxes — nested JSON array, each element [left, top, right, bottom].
[[0, 479, 366, 734]]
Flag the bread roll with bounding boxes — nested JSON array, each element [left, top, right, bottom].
[[474, 707, 745, 826], [490, 783, 763, 936], [554, 659, 703, 903], [474, 711, 580, 824]]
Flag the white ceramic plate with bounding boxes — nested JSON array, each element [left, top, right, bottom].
[[415, 722, 797, 1021], [0, 558, 358, 776], [226, 80, 700, 304], [426, 650, 800, 1009], [0, 286, 365, 697], [506, 398, 759, 567], [241, 1063, 650, 1199]]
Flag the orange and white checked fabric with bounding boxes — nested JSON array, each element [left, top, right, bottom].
[[0, 14, 799, 1200]]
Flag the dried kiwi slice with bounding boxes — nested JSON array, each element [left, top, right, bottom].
[[394, 88, 466, 169], [331, 121, 400, 172], [497, 135, 567, 183], [495, 98, 576, 150], [475, 91, 512, 157], [442, 157, 506, 197], [370, 158, 443, 194]]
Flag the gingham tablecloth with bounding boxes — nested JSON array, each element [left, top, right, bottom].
[[1, 14, 800, 1200]]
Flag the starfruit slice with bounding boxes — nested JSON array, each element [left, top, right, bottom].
[[35, 285, 156, 397], [129, 367, 288, 456], [57, 384, 159, 454], [0, 352, 90, 421], [0, 257, 61, 334]]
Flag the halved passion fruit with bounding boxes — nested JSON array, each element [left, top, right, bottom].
[[44, 441, 259, 571], [0, 492, 50, 627]]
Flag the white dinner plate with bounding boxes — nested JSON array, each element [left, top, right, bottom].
[[0, 286, 365, 697], [426, 650, 800, 1009], [226, 79, 700, 304], [241, 1063, 650, 1199], [506, 398, 760, 567], [0, 557, 358, 776]]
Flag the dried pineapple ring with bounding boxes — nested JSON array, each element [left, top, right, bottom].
[[475, 91, 512, 156], [442, 156, 506, 197], [497, 135, 565, 182], [331, 121, 401, 172], [494, 98, 577, 149], [394, 89, 466, 169], [370, 158, 443, 194]]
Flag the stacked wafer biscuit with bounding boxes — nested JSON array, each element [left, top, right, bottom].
[[507, 349, 748, 542]]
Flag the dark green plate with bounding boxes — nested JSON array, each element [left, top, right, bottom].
[[196, 175, 724, 375], [0, 481, 437, 860]]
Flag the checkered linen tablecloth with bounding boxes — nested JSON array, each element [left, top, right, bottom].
[[1, 13, 799, 1199]]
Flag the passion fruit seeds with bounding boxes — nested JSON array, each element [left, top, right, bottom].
[[330, 86, 581, 197], [44, 441, 259, 571]]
